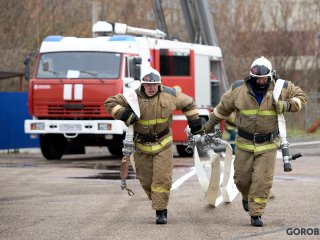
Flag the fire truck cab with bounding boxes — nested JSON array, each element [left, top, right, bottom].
[[24, 21, 227, 159]]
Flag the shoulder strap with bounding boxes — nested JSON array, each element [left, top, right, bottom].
[[162, 86, 176, 96], [232, 80, 244, 90]]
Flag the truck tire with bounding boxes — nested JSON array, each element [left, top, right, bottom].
[[176, 144, 193, 157], [40, 134, 66, 160], [108, 134, 125, 156], [108, 146, 123, 156]]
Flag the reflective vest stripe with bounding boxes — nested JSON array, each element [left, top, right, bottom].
[[254, 197, 267, 204], [235, 140, 280, 152], [240, 109, 277, 116], [135, 135, 173, 153], [240, 109, 258, 115], [151, 185, 170, 193], [258, 110, 277, 116], [137, 118, 169, 126]]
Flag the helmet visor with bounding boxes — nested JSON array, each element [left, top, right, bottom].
[[250, 65, 270, 77], [142, 73, 161, 83]]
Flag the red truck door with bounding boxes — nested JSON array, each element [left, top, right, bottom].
[[152, 48, 195, 143]]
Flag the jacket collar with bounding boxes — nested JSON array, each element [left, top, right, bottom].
[[136, 85, 163, 98]]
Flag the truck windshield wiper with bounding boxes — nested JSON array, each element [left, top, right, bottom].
[[79, 70, 97, 76], [45, 70, 60, 76]]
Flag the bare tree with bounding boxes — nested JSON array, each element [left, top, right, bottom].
[[210, 0, 319, 128], [0, 0, 152, 91], [0, 0, 318, 128]]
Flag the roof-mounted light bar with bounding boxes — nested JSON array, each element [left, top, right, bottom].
[[92, 21, 166, 39]]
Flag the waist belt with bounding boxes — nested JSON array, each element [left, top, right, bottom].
[[238, 129, 278, 143], [135, 128, 170, 143]]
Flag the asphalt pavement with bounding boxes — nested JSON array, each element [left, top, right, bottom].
[[0, 142, 319, 240]]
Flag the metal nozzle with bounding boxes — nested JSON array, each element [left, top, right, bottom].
[[283, 162, 292, 172], [185, 146, 194, 154]]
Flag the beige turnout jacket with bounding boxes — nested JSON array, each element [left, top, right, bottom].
[[208, 78, 308, 154], [104, 85, 200, 154]]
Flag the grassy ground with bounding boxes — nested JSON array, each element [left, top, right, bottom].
[[287, 127, 320, 142]]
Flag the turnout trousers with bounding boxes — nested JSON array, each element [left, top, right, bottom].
[[233, 148, 277, 216], [133, 144, 173, 210]]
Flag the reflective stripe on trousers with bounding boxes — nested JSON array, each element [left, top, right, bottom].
[[233, 148, 277, 216]]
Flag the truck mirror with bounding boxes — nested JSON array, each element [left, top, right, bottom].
[[23, 57, 30, 81], [133, 56, 142, 65], [134, 65, 141, 80], [130, 56, 141, 80], [23, 51, 37, 81]]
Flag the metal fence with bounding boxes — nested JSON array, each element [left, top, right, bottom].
[[304, 93, 320, 129], [0, 92, 39, 150]]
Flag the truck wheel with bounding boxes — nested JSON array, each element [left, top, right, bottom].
[[108, 134, 124, 156], [108, 146, 123, 156], [40, 134, 66, 160], [176, 144, 193, 157]]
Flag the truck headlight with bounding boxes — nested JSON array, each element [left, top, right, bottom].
[[98, 123, 111, 131], [31, 122, 45, 130]]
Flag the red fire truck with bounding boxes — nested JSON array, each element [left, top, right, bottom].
[[24, 20, 228, 160]]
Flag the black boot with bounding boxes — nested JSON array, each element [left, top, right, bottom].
[[156, 209, 167, 224], [251, 216, 263, 227], [242, 199, 248, 212]]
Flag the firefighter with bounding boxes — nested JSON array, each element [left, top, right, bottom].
[[104, 66, 204, 224], [203, 56, 308, 227]]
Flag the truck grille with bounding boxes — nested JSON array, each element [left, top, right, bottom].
[[48, 104, 101, 115]]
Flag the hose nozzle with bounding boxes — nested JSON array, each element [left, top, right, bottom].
[[281, 143, 302, 172]]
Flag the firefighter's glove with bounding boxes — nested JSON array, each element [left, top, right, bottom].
[[191, 125, 205, 135], [275, 100, 291, 114], [121, 108, 139, 126], [188, 118, 204, 135], [204, 119, 219, 133]]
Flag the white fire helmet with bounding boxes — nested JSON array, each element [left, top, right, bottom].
[[250, 56, 273, 78], [140, 66, 161, 84]]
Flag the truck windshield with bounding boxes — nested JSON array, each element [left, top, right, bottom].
[[36, 52, 121, 79]]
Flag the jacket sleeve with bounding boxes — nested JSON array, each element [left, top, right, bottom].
[[176, 92, 199, 120], [209, 87, 236, 124], [282, 82, 308, 112], [104, 94, 129, 119]]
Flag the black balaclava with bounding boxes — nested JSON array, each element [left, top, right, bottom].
[[250, 76, 271, 93]]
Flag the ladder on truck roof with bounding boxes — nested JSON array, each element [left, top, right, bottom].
[[152, 0, 229, 90], [180, 0, 218, 46], [152, 0, 218, 45], [152, 0, 169, 40]]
